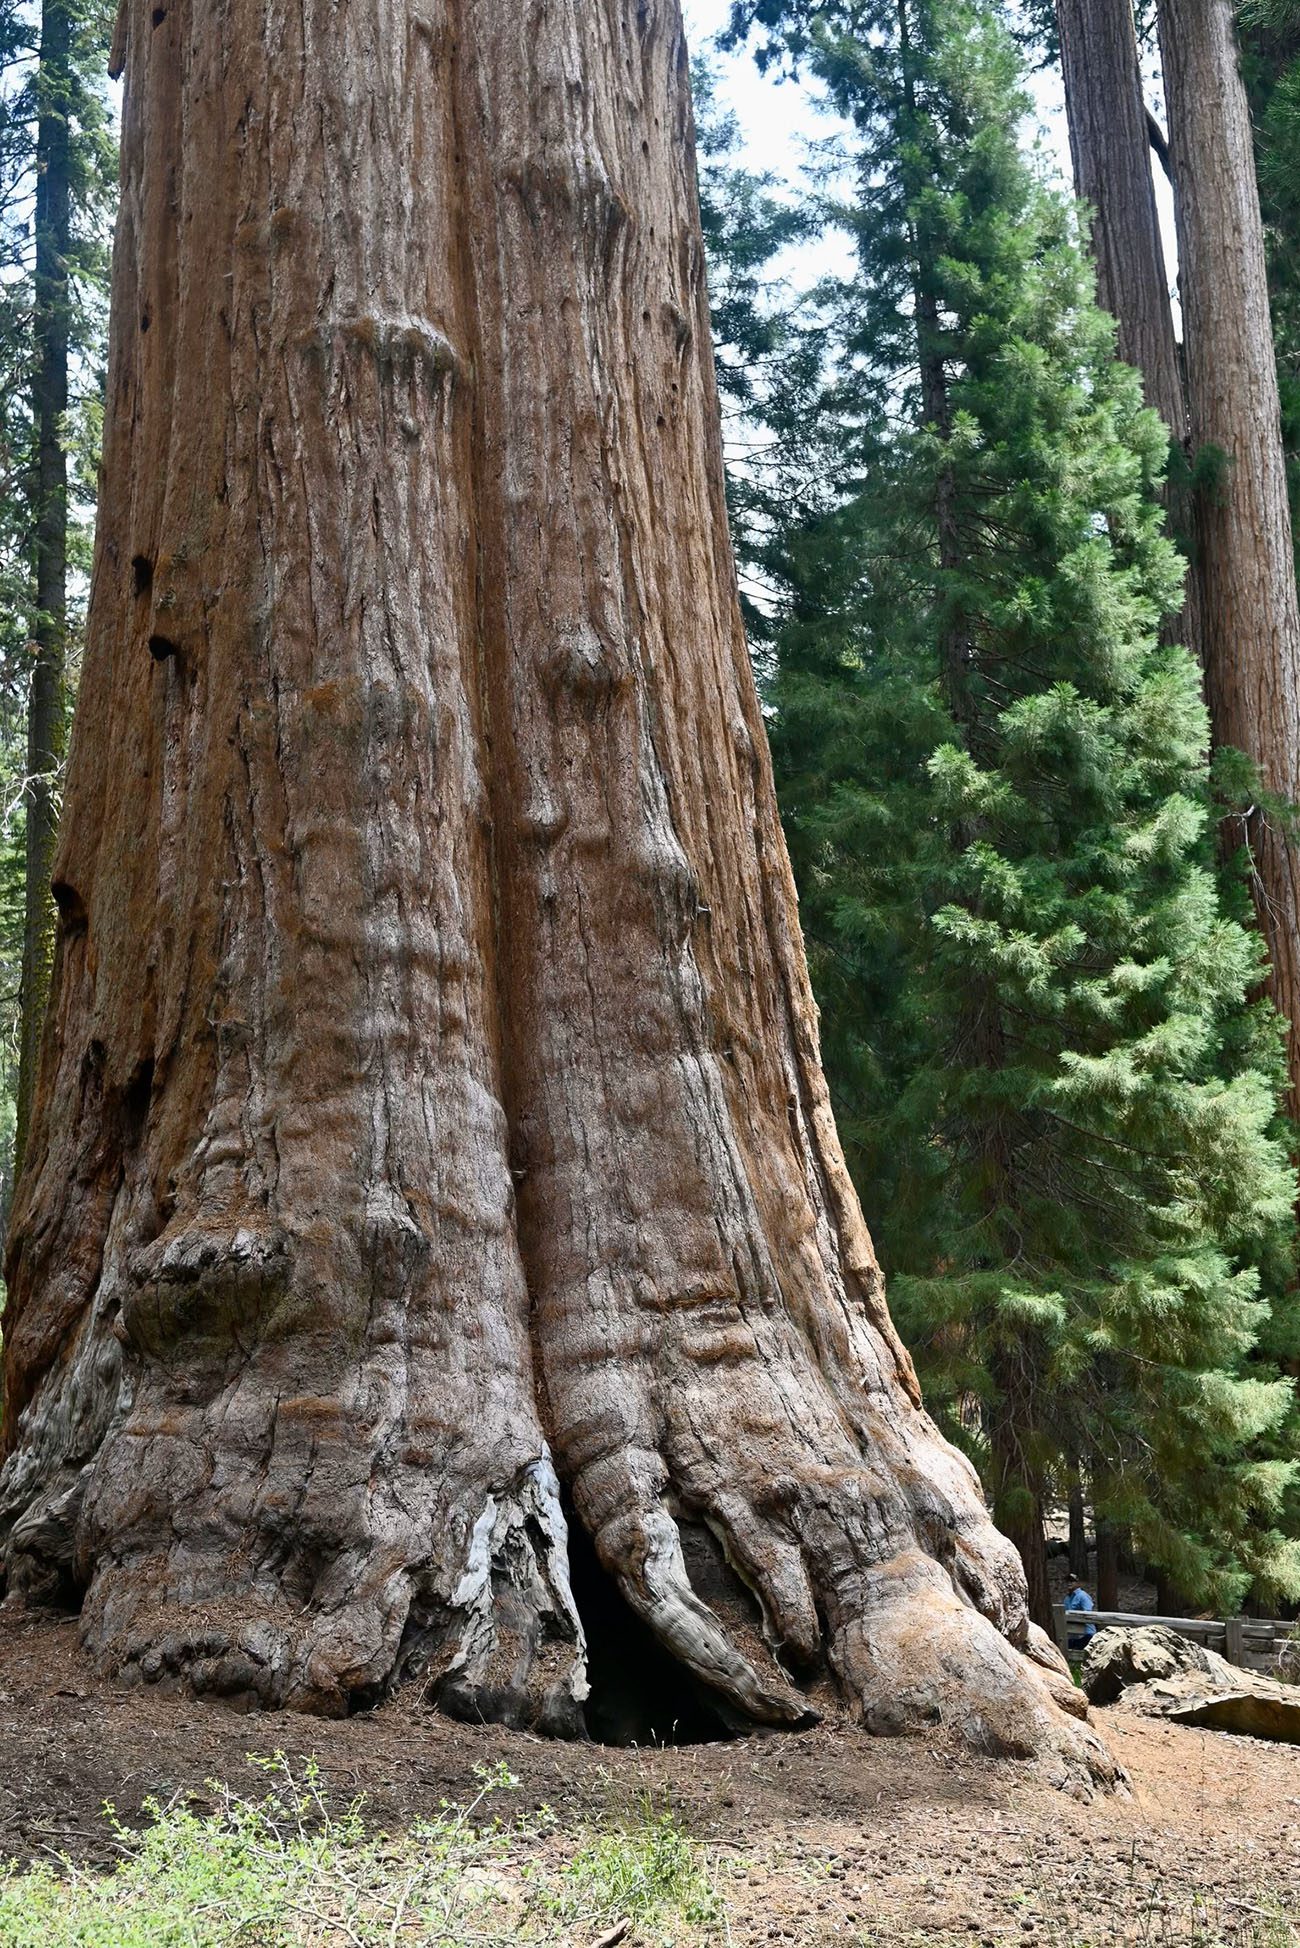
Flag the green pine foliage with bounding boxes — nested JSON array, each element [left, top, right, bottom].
[[1, 0, 116, 641], [718, 0, 1300, 1608]]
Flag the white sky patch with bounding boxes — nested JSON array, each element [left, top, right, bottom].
[[680, 0, 1178, 312], [682, 0, 856, 287]]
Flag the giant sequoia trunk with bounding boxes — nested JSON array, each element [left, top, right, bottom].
[[0, 0, 1112, 1781], [1158, 0, 1300, 1114]]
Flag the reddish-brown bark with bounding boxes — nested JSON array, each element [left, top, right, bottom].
[[1056, 0, 1183, 436], [1158, 0, 1300, 1114], [1054, 0, 1205, 665], [1095, 1521, 1121, 1613], [0, 0, 1113, 1782]]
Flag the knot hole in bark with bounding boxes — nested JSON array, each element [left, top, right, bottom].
[[51, 879, 87, 938], [661, 301, 691, 356], [121, 1056, 155, 1144]]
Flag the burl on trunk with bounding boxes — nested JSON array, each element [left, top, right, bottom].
[[0, 0, 1112, 1783]]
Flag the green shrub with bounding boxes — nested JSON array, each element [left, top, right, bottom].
[[0, 1754, 724, 1946]]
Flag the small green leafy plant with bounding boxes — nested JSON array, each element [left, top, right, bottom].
[[0, 1753, 725, 1946]]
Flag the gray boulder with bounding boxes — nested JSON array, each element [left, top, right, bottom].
[[1081, 1624, 1216, 1705], [1082, 1624, 1300, 1745]]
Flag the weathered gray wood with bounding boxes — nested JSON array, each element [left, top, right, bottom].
[[1053, 1608, 1224, 1642], [1224, 1617, 1245, 1667]]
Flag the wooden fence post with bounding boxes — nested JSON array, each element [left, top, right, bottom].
[[1224, 1617, 1245, 1666]]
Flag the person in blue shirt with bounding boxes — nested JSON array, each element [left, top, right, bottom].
[[1065, 1577, 1097, 1650]]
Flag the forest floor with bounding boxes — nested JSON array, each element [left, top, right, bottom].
[[0, 1607, 1297, 1946]]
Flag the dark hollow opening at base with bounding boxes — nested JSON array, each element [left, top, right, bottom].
[[562, 1498, 738, 1748], [11, 1559, 84, 1619]]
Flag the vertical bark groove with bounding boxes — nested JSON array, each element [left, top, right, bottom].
[[0, 0, 1115, 1783]]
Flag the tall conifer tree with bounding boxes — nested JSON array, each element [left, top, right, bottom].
[[0, 0, 114, 1204], [723, 0, 1300, 1619]]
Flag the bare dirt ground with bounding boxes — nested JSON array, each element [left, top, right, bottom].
[[0, 1607, 1297, 1944]]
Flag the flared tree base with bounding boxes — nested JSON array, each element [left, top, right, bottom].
[[0, 1207, 1117, 1791]]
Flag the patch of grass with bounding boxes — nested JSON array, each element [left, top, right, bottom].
[[534, 1795, 724, 1944], [1064, 1916, 1298, 1948], [0, 1754, 727, 1946], [1044, 1890, 1298, 1948]]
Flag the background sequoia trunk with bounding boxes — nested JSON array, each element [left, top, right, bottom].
[[1056, 0, 1183, 437], [1054, 0, 1204, 661], [1158, 0, 1300, 1115], [0, 0, 1111, 1780]]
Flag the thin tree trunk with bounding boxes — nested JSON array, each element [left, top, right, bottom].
[[1154, 1572, 1182, 1615], [995, 1482, 1052, 1638], [989, 1363, 1052, 1635], [1095, 1517, 1121, 1611], [1067, 1472, 1089, 1582], [16, 0, 71, 1181], [1158, 0, 1300, 1117], [0, 0, 1111, 1782], [899, 0, 970, 709]]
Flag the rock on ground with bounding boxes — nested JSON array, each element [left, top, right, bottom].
[[1083, 1623, 1300, 1745]]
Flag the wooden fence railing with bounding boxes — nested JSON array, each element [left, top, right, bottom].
[[1051, 1606, 1297, 1674]]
